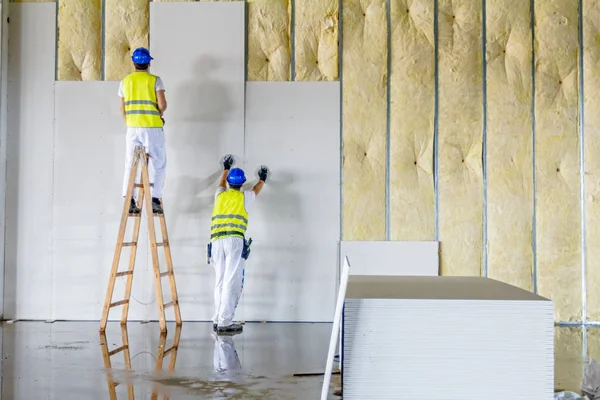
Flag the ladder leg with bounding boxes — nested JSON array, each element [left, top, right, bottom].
[[141, 159, 167, 332], [158, 201, 182, 326], [120, 325, 135, 400], [99, 331, 119, 400], [121, 184, 144, 324], [100, 152, 140, 332]]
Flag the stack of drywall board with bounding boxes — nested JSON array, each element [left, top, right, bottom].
[[342, 276, 554, 399]]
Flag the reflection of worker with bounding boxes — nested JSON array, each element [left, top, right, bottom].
[[210, 154, 269, 333], [119, 47, 167, 215], [213, 332, 242, 379]]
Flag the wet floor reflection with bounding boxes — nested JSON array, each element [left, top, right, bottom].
[[1, 321, 340, 399]]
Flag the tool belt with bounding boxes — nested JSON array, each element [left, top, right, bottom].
[[206, 237, 252, 264]]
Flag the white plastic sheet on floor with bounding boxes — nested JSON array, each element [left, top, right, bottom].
[[341, 276, 554, 400]]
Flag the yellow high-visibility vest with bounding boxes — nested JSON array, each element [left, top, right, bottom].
[[122, 72, 164, 128], [210, 190, 248, 242]]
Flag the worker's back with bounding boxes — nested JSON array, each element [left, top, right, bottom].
[[211, 189, 248, 241], [121, 72, 164, 128]]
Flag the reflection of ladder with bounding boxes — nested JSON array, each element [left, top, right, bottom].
[[100, 146, 182, 333], [99, 324, 182, 400]]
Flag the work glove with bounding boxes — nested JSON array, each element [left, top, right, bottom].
[[258, 165, 269, 182], [223, 154, 234, 170]]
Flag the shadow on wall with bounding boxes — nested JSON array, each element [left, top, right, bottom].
[[167, 55, 234, 233], [244, 169, 307, 322]]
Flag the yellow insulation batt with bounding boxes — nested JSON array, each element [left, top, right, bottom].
[[437, 0, 483, 275], [57, 0, 102, 81], [294, 0, 339, 81], [534, 0, 581, 322], [104, 0, 148, 81], [555, 327, 583, 392], [485, 0, 533, 291], [342, 0, 387, 240], [584, 0, 600, 321], [389, 0, 435, 240], [247, 0, 291, 81]]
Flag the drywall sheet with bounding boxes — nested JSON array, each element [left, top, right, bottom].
[[53, 82, 149, 320], [534, 0, 580, 322], [584, 0, 600, 321], [245, 82, 340, 322], [342, 0, 387, 240], [150, 2, 245, 321], [247, 0, 291, 81], [5, 4, 55, 319], [437, 0, 483, 275], [340, 241, 439, 276], [389, 0, 434, 240], [104, 0, 149, 81], [555, 327, 583, 392], [294, 0, 338, 81], [485, 0, 533, 291], [57, 0, 102, 80]]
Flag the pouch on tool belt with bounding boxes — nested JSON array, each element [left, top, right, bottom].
[[242, 238, 252, 260], [206, 243, 212, 264]]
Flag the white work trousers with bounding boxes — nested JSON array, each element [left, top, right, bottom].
[[211, 237, 245, 327], [122, 127, 166, 199]]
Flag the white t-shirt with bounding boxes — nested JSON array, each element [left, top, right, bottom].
[[118, 75, 165, 97], [215, 187, 256, 212]]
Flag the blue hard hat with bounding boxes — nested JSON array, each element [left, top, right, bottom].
[[132, 47, 153, 64], [227, 168, 246, 186]]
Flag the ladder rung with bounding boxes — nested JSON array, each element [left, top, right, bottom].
[[128, 213, 141, 218], [159, 271, 171, 277], [134, 184, 144, 188], [163, 301, 177, 309], [108, 345, 128, 356], [156, 242, 168, 247], [110, 300, 129, 308], [115, 271, 133, 277], [122, 242, 137, 247], [163, 345, 176, 355]]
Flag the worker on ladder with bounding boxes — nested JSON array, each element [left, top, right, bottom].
[[118, 47, 168, 215], [209, 154, 269, 334]]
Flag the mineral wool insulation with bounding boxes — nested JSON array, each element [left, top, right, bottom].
[[535, 0, 581, 322], [437, 0, 483, 276], [584, 0, 600, 321], [247, 0, 291, 81], [342, 0, 387, 240], [104, 0, 148, 81], [57, 0, 102, 80], [294, 0, 338, 81], [485, 0, 533, 292], [389, 0, 435, 241]]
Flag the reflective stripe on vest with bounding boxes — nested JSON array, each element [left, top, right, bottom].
[[210, 190, 248, 242], [122, 72, 164, 128]]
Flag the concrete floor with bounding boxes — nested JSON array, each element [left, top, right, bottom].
[[0, 322, 593, 398], [0, 321, 341, 399]]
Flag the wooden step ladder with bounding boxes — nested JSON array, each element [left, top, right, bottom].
[[100, 146, 182, 333], [99, 324, 182, 400]]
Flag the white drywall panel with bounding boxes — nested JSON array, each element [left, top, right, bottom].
[[244, 82, 340, 322], [340, 241, 439, 276], [5, 4, 55, 319], [149, 2, 245, 321], [53, 82, 151, 321], [0, 0, 9, 318]]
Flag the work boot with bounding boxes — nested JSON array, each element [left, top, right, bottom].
[[129, 198, 140, 214], [152, 197, 163, 214], [217, 323, 243, 334]]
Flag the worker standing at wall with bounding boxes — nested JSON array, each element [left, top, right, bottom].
[[210, 154, 269, 333], [119, 47, 168, 214]]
